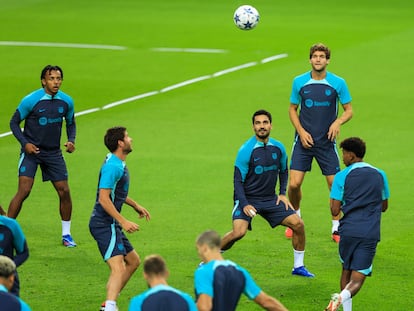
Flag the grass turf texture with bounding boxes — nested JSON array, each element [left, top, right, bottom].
[[0, 0, 413, 310]]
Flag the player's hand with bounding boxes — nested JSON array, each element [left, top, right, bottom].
[[121, 220, 139, 233], [137, 206, 151, 221], [277, 195, 294, 211], [25, 143, 40, 154], [299, 130, 314, 148], [64, 141, 75, 153], [327, 120, 341, 141], [243, 205, 257, 217]]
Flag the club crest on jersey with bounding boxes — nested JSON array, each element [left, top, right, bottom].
[[58, 106, 64, 114], [272, 153, 277, 160], [325, 89, 332, 96]]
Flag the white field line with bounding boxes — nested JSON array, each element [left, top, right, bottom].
[[213, 62, 257, 77], [160, 76, 211, 93], [0, 41, 127, 50], [261, 53, 288, 63], [0, 53, 288, 138], [151, 47, 228, 53], [103, 91, 159, 110], [75, 108, 101, 117], [0, 131, 13, 138]]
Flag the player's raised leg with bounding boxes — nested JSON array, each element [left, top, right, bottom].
[[221, 219, 249, 251]]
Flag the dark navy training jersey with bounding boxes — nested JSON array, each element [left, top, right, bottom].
[[129, 284, 197, 311], [0, 216, 29, 267], [90, 153, 130, 225], [330, 162, 390, 240], [234, 136, 288, 208], [194, 260, 261, 311], [10, 88, 76, 151], [290, 71, 351, 143], [0, 285, 31, 311]]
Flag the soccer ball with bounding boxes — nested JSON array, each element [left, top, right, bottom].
[[233, 5, 260, 30]]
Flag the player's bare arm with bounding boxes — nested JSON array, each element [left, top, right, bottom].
[[289, 104, 314, 148], [330, 199, 342, 217], [196, 293, 213, 311], [382, 199, 388, 212], [125, 197, 151, 221], [327, 103, 353, 141], [99, 189, 139, 233], [254, 291, 289, 311]]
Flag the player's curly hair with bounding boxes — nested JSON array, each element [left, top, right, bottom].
[[340, 137, 366, 158], [310, 43, 331, 60]]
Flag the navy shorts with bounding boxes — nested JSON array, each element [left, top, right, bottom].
[[89, 222, 134, 261], [232, 198, 296, 230], [18, 150, 68, 182], [339, 236, 378, 276], [290, 139, 340, 176]]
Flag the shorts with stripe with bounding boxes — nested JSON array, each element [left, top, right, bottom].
[[89, 222, 134, 261], [17, 150, 68, 181], [339, 236, 378, 276]]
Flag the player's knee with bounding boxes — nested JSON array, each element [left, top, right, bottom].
[[288, 181, 301, 192], [290, 218, 305, 233], [126, 252, 140, 270], [232, 228, 247, 240]]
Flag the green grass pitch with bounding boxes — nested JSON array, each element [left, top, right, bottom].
[[0, 0, 413, 310]]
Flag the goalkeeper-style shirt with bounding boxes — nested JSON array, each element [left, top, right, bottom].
[[234, 136, 288, 208]]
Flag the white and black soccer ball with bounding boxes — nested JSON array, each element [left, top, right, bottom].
[[233, 5, 260, 30]]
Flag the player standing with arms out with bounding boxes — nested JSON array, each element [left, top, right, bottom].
[[287, 43, 353, 242], [8, 65, 77, 247], [128, 254, 197, 311], [0, 206, 29, 297], [325, 137, 389, 311], [195, 230, 289, 311], [89, 126, 151, 311], [221, 110, 314, 277]]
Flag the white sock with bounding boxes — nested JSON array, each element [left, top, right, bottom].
[[296, 208, 301, 218], [342, 297, 352, 311], [62, 220, 71, 236], [340, 289, 352, 305], [332, 220, 339, 233], [293, 249, 304, 268], [105, 300, 117, 311]]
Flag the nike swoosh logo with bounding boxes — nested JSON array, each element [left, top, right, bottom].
[[254, 158, 260, 162], [304, 90, 311, 94], [39, 109, 46, 112]]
